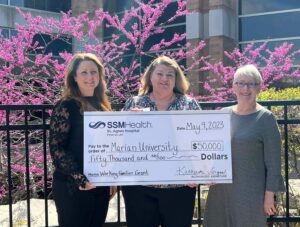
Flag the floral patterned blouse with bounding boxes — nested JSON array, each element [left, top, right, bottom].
[[123, 92, 201, 188], [123, 93, 201, 112]]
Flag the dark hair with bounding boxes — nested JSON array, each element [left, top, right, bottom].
[[62, 53, 111, 111]]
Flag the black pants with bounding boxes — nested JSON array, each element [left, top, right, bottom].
[[52, 177, 110, 227], [122, 186, 196, 227]]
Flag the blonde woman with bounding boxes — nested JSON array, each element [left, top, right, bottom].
[[122, 56, 201, 227]]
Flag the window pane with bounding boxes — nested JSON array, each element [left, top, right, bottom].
[[0, 28, 9, 38], [30, 34, 72, 56], [240, 0, 300, 15], [103, 0, 136, 13], [10, 0, 24, 6], [24, 0, 33, 8], [142, 0, 161, 3], [0, 0, 8, 5], [45, 36, 72, 55], [11, 29, 18, 38], [47, 0, 71, 13], [13, 0, 71, 13], [34, 0, 46, 11], [240, 11, 300, 41]]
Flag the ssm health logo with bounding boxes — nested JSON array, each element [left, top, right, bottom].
[[88, 120, 152, 129], [89, 121, 107, 129]]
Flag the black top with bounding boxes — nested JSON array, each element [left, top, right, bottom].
[[49, 97, 101, 189]]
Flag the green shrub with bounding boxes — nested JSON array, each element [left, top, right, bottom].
[[258, 87, 300, 101]]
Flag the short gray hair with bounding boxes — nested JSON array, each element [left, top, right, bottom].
[[233, 64, 262, 84]]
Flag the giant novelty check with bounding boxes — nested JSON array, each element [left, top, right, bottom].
[[84, 110, 232, 186]]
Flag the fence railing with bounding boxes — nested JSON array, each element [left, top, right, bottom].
[[0, 100, 300, 227]]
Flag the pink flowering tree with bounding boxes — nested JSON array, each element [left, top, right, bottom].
[[0, 0, 207, 106], [202, 42, 300, 101], [1, 0, 300, 204], [0, 0, 208, 202]]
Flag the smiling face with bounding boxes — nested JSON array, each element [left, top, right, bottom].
[[74, 60, 100, 96], [150, 64, 176, 96], [233, 74, 261, 104]]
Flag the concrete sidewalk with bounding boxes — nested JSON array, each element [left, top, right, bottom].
[[0, 193, 126, 227]]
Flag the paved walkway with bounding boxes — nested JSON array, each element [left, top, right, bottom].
[[1, 181, 298, 226], [0, 193, 126, 227]]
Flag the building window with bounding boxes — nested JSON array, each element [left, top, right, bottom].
[[47, 0, 70, 13], [240, 0, 300, 15], [103, 0, 137, 13], [239, 0, 300, 88], [10, 0, 23, 6], [1, 28, 18, 39], [0, 0, 8, 4], [239, 11, 300, 41], [30, 33, 72, 56], [9, 0, 71, 13], [1, 28, 9, 38]]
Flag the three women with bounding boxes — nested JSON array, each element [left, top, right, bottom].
[[50, 54, 284, 227]]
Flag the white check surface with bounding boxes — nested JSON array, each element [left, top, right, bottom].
[[84, 110, 232, 186]]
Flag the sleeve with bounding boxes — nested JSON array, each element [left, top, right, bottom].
[[186, 96, 201, 110], [122, 97, 136, 111], [263, 112, 285, 192], [190, 98, 202, 110], [49, 101, 88, 187]]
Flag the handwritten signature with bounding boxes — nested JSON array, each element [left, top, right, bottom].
[[176, 166, 227, 178]]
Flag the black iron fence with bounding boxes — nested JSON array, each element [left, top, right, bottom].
[[0, 100, 300, 226]]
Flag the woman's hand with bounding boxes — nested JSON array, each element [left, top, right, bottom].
[[130, 107, 143, 112], [130, 107, 150, 112], [109, 186, 117, 200], [79, 181, 96, 191], [264, 191, 276, 216]]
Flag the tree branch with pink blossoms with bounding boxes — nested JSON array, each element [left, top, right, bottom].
[[0, 0, 208, 202], [201, 42, 300, 101]]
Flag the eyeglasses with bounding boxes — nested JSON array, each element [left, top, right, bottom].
[[234, 82, 258, 89]]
